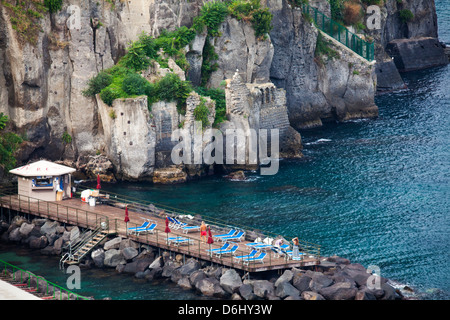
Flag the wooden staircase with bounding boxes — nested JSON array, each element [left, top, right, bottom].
[[60, 225, 109, 269]]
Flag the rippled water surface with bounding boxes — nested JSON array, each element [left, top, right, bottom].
[[1, 1, 449, 300]]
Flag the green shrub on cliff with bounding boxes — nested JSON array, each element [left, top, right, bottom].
[[82, 72, 113, 97], [228, 0, 273, 38], [44, 0, 63, 13], [0, 113, 23, 172], [122, 73, 149, 96], [193, 1, 229, 36], [193, 98, 211, 130], [157, 73, 194, 114], [399, 9, 414, 24], [99, 87, 119, 106]]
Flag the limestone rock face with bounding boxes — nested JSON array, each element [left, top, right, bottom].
[[97, 95, 156, 181], [268, 0, 378, 129], [207, 16, 274, 88], [221, 71, 303, 170]]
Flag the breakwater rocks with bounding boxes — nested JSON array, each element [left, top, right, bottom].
[[0, 216, 414, 300]]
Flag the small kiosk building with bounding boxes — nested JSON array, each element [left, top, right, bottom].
[[9, 160, 76, 202]]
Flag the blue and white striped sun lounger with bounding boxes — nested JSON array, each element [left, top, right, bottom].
[[215, 245, 238, 257], [127, 220, 150, 231], [243, 252, 267, 265], [233, 249, 258, 262], [206, 242, 230, 253], [168, 237, 194, 246], [213, 229, 237, 238], [135, 222, 156, 234], [220, 231, 245, 242]]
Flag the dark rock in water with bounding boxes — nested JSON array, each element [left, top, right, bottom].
[[178, 276, 192, 290], [220, 269, 243, 294], [355, 285, 377, 300], [252, 280, 275, 299], [239, 283, 256, 300], [308, 272, 333, 292], [225, 170, 246, 181], [189, 269, 207, 287], [275, 281, 300, 299], [385, 37, 448, 72], [29, 236, 48, 249], [341, 263, 370, 287], [319, 282, 358, 300], [293, 273, 311, 293], [375, 59, 407, 93]]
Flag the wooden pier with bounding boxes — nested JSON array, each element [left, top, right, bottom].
[[0, 191, 320, 273]]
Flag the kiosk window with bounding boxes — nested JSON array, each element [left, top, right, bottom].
[[35, 177, 53, 187]]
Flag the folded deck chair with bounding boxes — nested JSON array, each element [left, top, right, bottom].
[[134, 222, 156, 234], [220, 231, 245, 242], [233, 249, 257, 262], [285, 250, 304, 260], [169, 237, 194, 246], [270, 246, 285, 258], [167, 217, 181, 229], [206, 242, 230, 253], [245, 241, 263, 247], [127, 220, 150, 231], [172, 217, 188, 228], [215, 245, 238, 257], [243, 252, 267, 265], [181, 223, 200, 233], [252, 243, 272, 250], [213, 229, 237, 238]]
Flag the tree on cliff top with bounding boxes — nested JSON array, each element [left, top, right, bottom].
[[0, 113, 23, 172]]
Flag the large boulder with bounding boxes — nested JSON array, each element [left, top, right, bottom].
[[19, 223, 35, 238], [274, 269, 294, 287], [122, 247, 139, 261], [195, 278, 226, 298], [386, 37, 448, 72], [91, 248, 105, 268], [319, 282, 358, 300], [220, 269, 243, 294], [239, 283, 256, 301], [104, 249, 123, 267], [123, 258, 153, 274], [189, 269, 207, 287], [103, 237, 122, 251], [8, 228, 22, 242], [29, 236, 48, 249], [341, 263, 370, 287], [40, 220, 59, 236], [309, 272, 333, 292], [292, 272, 311, 292], [252, 280, 275, 299], [275, 281, 300, 299]]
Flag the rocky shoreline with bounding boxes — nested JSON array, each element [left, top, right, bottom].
[[0, 215, 416, 300]]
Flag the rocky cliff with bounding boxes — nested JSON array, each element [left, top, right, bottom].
[[0, 0, 442, 182]]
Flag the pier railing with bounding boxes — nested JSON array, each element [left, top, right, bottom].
[[74, 186, 321, 264], [0, 187, 321, 271], [0, 189, 116, 235], [0, 259, 88, 300], [301, 2, 375, 61]]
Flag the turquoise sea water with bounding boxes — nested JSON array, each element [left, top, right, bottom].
[[1, 2, 449, 300]]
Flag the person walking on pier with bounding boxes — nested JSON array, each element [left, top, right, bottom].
[[200, 221, 207, 242], [292, 237, 300, 260]]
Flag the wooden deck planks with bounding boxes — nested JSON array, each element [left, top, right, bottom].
[[0, 195, 319, 272]]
